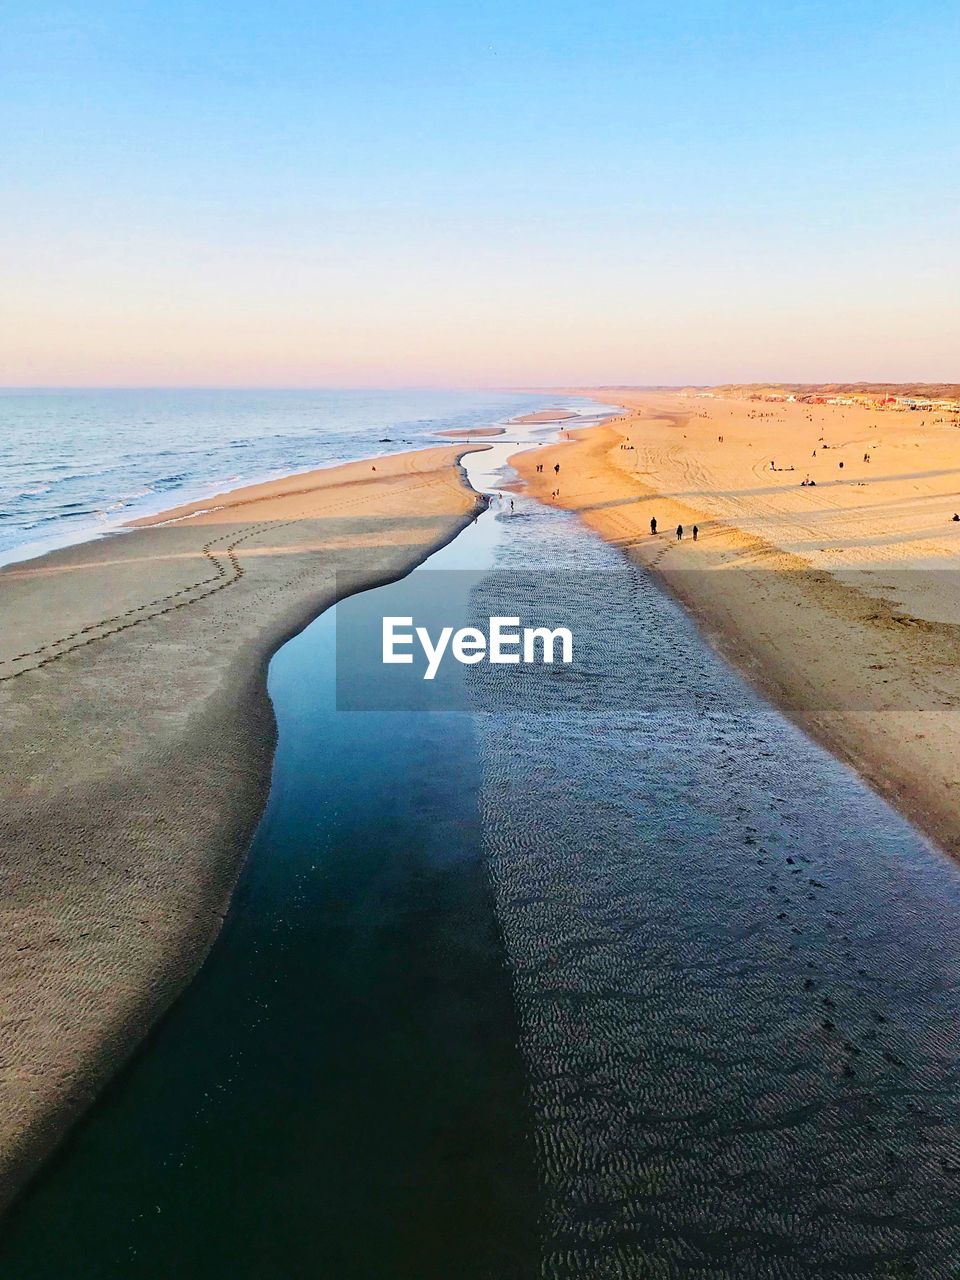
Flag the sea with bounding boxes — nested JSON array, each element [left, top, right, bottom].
[[0, 387, 602, 566]]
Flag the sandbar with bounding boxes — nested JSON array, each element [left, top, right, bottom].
[[0, 444, 486, 1208], [433, 426, 505, 438]]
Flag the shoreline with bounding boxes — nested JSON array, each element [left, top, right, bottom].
[[510, 392, 960, 864], [0, 393, 604, 576], [0, 445, 489, 575], [0, 443, 488, 1212]]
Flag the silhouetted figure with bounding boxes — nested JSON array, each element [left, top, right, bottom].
[[692, 524, 699, 542], [554, 463, 560, 475], [676, 524, 683, 541], [650, 516, 657, 535]]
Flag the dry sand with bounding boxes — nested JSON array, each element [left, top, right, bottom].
[[0, 444, 485, 1209], [512, 390, 960, 861]]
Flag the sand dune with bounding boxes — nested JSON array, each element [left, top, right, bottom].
[[512, 391, 960, 862], [0, 444, 485, 1209]]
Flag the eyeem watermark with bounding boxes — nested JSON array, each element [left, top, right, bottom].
[[335, 568, 593, 711], [383, 616, 573, 680]]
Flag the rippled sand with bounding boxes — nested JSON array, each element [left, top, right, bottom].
[[469, 499, 960, 1277]]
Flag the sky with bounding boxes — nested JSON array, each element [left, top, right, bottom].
[[1, 0, 958, 387]]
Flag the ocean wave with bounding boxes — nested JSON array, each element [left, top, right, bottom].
[[21, 511, 88, 531]]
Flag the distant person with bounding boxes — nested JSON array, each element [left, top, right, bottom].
[[839, 461, 844, 469], [650, 516, 657, 534], [510, 499, 514, 511], [692, 524, 699, 542], [676, 524, 683, 541], [554, 463, 560, 475], [770, 459, 775, 469]]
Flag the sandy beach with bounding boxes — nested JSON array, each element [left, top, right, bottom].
[[512, 389, 960, 860], [0, 444, 485, 1209]]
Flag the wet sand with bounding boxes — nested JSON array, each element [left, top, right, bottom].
[[0, 444, 486, 1209], [468, 500, 960, 1276], [512, 391, 960, 860]]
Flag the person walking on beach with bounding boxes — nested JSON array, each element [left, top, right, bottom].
[[676, 524, 683, 541], [692, 524, 699, 542], [554, 463, 560, 476], [650, 516, 657, 534]]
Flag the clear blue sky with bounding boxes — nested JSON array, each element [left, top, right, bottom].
[[1, 1, 958, 385]]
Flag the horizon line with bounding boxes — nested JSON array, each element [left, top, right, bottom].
[[2, 380, 957, 394]]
